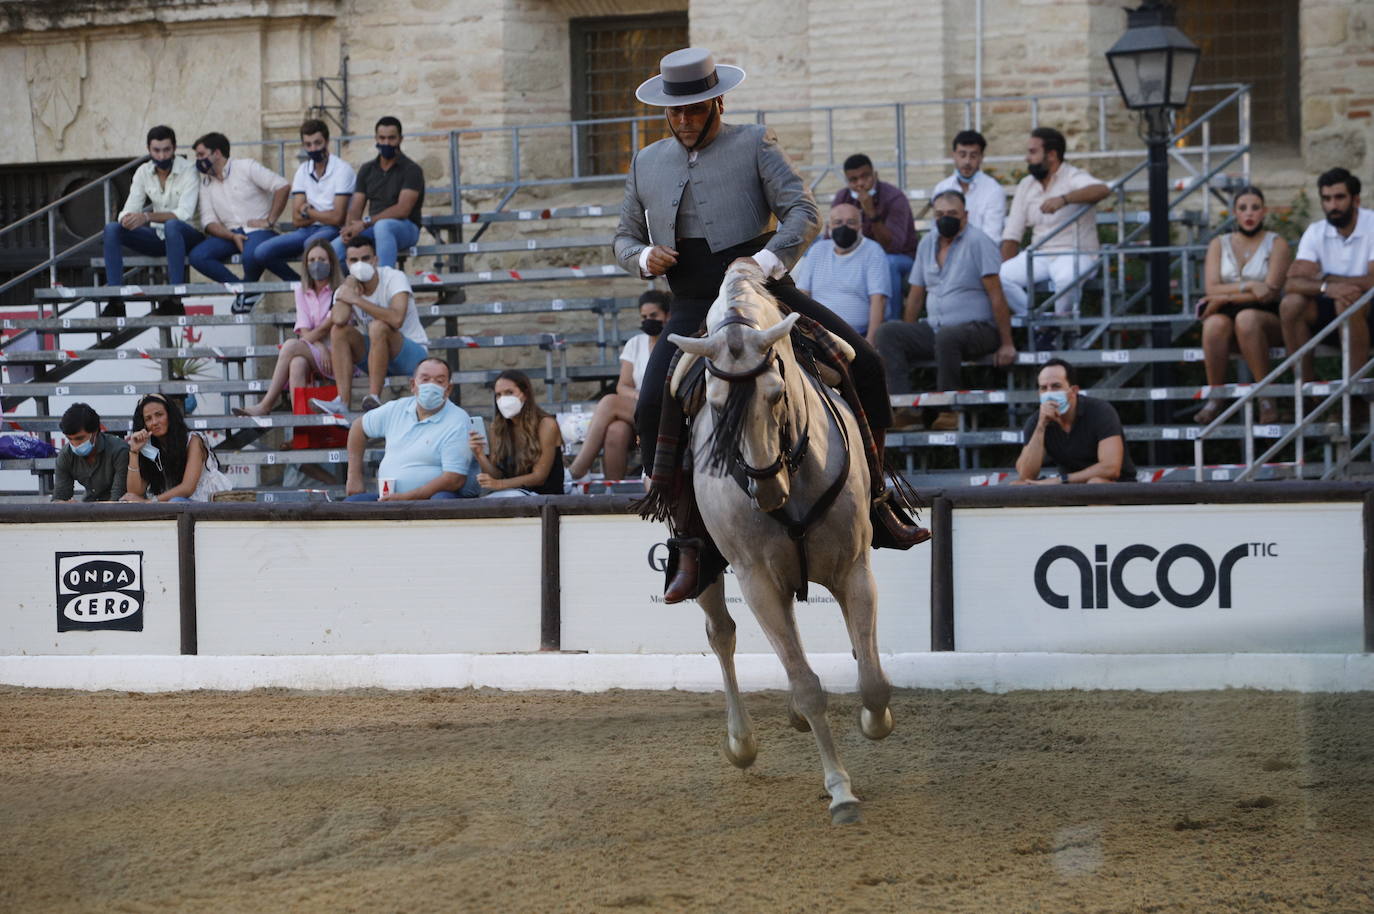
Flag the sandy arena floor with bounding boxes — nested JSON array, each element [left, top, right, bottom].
[[1, 685, 1371, 913]]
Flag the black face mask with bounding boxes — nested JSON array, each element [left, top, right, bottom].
[[640, 318, 664, 336], [152, 157, 174, 172], [376, 144, 399, 160], [1028, 161, 1050, 181], [935, 216, 962, 239], [831, 225, 859, 249], [306, 148, 327, 163], [1326, 208, 1354, 229], [1237, 221, 1265, 237], [195, 158, 213, 175]]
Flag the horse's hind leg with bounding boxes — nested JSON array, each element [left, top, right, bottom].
[[699, 577, 757, 768], [838, 562, 894, 740], [737, 575, 861, 824]]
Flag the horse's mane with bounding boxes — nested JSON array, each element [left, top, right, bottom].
[[703, 264, 783, 474]]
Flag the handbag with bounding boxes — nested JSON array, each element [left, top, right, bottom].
[[190, 434, 235, 501]]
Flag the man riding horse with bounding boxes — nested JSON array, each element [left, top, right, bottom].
[[615, 48, 929, 603]]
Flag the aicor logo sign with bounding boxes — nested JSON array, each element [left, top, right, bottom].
[[1033, 542, 1277, 610]]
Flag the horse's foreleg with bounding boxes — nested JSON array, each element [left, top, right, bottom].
[[738, 575, 861, 824], [838, 562, 895, 740], [698, 577, 756, 768]]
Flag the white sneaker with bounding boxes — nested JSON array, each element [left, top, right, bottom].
[[310, 396, 347, 416], [360, 393, 382, 412]]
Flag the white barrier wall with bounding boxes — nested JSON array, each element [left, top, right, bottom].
[[194, 519, 543, 654], [559, 515, 932, 653], [1, 521, 183, 655], [952, 503, 1364, 653]]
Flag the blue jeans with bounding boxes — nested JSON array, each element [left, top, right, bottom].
[[103, 219, 205, 286], [189, 229, 298, 284], [885, 252, 914, 321], [332, 219, 420, 267], [345, 490, 460, 502], [253, 225, 340, 280]]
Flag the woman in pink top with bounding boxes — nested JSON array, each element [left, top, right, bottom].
[[234, 239, 350, 416]]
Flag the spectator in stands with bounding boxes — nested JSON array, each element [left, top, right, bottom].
[[234, 239, 350, 417], [830, 153, 918, 318], [1194, 186, 1292, 426], [334, 116, 425, 268], [567, 290, 671, 481], [252, 119, 356, 283], [121, 394, 219, 501], [187, 131, 293, 314], [52, 403, 129, 502], [999, 127, 1110, 349], [876, 190, 1016, 431], [1014, 358, 1135, 484], [343, 357, 480, 500], [310, 237, 429, 416], [932, 130, 1006, 242], [793, 202, 889, 341], [469, 369, 565, 496], [1280, 167, 1374, 385], [101, 125, 203, 317]]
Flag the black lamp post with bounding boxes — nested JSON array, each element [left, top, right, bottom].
[[1106, 0, 1199, 448]]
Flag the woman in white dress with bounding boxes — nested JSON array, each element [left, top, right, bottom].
[[1195, 187, 1292, 425], [567, 290, 671, 481]]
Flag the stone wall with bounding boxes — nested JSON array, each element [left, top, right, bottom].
[[1299, 0, 1372, 187]]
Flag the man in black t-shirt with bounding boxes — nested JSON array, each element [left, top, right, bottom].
[[1014, 358, 1136, 484], [334, 115, 425, 267]]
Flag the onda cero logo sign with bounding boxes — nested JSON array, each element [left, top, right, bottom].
[[1033, 542, 1277, 610], [55, 552, 144, 632]]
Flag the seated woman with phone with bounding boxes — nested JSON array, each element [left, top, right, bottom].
[[469, 369, 565, 497]]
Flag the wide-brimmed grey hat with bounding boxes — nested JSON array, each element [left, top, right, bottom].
[[635, 47, 745, 107]]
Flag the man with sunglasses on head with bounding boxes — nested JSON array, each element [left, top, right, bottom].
[[614, 47, 928, 603]]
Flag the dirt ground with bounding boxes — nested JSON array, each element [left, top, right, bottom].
[[1, 686, 1371, 914]]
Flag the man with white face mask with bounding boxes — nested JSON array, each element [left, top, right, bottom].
[[343, 357, 480, 500], [310, 237, 429, 416], [1014, 358, 1134, 484]]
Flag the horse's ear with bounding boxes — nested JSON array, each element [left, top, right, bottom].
[[669, 334, 716, 357], [757, 312, 802, 348]]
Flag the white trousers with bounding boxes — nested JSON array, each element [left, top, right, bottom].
[[999, 251, 1097, 316]]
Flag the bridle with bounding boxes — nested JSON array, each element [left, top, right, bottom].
[[703, 311, 809, 482]]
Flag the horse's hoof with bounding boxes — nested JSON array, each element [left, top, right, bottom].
[[859, 705, 894, 741], [721, 731, 758, 769], [830, 801, 863, 825], [787, 704, 811, 733]]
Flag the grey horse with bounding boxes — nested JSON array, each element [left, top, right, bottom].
[[668, 261, 895, 825]]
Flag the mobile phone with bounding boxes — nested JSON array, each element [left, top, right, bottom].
[[470, 415, 486, 440]]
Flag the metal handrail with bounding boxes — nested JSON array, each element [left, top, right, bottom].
[[1193, 287, 1374, 481]]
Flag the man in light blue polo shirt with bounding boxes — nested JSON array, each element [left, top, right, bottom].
[[792, 202, 890, 341], [343, 357, 481, 500], [875, 189, 1016, 430]]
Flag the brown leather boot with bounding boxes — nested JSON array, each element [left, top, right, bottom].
[[870, 427, 931, 549], [663, 538, 700, 604]]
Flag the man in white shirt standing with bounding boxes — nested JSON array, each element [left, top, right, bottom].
[[252, 118, 356, 284], [312, 237, 430, 416], [999, 127, 1110, 349], [792, 202, 890, 343], [1280, 167, 1374, 382], [187, 131, 292, 313], [931, 130, 1006, 242], [101, 125, 203, 315]]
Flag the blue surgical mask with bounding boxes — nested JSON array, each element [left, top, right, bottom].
[[72, 439, 94, 457], [141, 440, 160, 461], [376, 143, 399, 160], [1040, 391, 1070, 413], [417, 382, 447, 410]]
